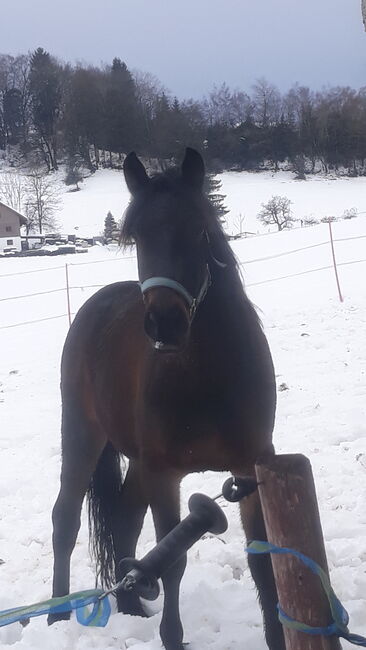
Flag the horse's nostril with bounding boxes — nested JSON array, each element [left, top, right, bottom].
[[144, 310, 159, 341], [144, 305, 189, 346]]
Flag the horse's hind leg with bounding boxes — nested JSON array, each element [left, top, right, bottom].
[[240, 489, 285, 650], [146, 470, 186, 650], [48, 402, 105, 624], [111, 459, 148, 616]]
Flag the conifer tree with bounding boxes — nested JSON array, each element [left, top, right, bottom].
[[104, 59, 141, 160], [104, 211, 119, 242], [204, 174, 229, 225], [64, 156, 83, 191], [29, 47, 62, 170]]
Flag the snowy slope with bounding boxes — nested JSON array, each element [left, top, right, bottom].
[[2, 166, 366, 239], [0, 187, 365, 648], [58, 168, 366, 239], [221, 171, 366, 236]]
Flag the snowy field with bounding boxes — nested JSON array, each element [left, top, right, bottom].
[[0, 173, 366, 649], [2, 166, 362, 239]]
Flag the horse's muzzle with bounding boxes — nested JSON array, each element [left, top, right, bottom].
[[144, 300, 190, 352]]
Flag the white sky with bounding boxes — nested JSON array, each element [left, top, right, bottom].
[[2, 0, 366, 98]]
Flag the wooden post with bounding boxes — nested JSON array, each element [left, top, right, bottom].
[[255, 454, 342, 650], [65, 263, 71, 327], [328, 221, 343, 303]]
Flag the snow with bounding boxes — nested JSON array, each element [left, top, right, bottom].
[[0, 171, 366, 649], [60, 168, 366, 239], [220, 170, 366, 236], [2, 165, 366, 239]]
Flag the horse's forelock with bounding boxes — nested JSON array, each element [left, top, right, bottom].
[[120, 168, 237, 271]]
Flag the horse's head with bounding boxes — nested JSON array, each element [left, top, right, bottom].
[[122, 148, 213, 353]]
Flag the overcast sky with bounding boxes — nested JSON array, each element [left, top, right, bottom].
[[2, 0, 366, 98]]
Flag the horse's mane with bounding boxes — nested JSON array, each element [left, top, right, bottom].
[[120, 168, 239, 270]]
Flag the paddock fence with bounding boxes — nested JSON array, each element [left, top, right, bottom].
[[0, 225, 365, 331]]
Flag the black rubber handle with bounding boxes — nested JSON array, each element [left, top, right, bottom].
[[119, 493, 228, 600], [222, 476, 259, 502]]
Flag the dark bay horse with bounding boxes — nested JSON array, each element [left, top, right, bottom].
[[49, 148, 285, 650]]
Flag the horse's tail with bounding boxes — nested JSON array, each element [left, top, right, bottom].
[[87, 442, 125, 588]]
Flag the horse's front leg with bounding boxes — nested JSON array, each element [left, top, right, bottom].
[[239, 483, 285, 650], [145, 469, 186, 650]]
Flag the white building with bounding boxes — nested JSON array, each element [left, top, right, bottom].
[[0, 201, 27, 254]]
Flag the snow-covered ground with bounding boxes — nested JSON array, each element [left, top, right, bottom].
[[0, 174, 365, 649], [1, 164, 366, 238], [220, 170, 366, 236], [58, 168, 366, 239], [1, 166, 362, 239]]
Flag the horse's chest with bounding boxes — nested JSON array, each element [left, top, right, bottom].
[[139, 403, 245, 473], [137, 355, 269, 473]]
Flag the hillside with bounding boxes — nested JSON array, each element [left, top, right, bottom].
[[0, 185, 365, 649]]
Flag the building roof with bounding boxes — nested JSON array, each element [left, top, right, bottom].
[[0, 200, 27, 226]]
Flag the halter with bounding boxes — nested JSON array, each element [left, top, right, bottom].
[[140, 265, 211, 320]]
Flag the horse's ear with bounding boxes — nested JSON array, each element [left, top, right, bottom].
[[123, 152, 149, 195], [181, 148, 205, 191]]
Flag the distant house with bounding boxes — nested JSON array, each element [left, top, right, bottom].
[[0, 201, 27, 254]]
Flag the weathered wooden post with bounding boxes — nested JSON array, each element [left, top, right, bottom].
[[255, 454, 342, 650], [328, 221, 343, 303], [65, 263, 71, 327]]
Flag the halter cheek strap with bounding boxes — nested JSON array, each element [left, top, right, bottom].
[[140, 265, 211, 319]]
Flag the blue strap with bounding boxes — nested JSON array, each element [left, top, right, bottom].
[[0, 589, 111, 628], [140, 266, 211, 317], [247, 540, 366, 646], [140, 277, 195, 308]]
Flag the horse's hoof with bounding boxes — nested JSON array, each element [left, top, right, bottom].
[[124, 606, 148, 618], [117, 592, 148, 618], [161, 637, 188, 650], [47, 611, 70, 625]]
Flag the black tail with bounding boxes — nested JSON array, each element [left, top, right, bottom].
[[87, 442, 125, 588]]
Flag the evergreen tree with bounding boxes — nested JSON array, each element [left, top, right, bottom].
[[63, 66, 104, 170], [29, 47, 62, 170], [3, 88, 23, 144], [104, 211, 119, 242], [204, 174, 229, 224], [103, 59, 141, 161], [150, 93, 174, 165], [268, 115, 297, 171], [64, 156, 83, 191]]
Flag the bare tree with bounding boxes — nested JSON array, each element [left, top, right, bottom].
[[202, 84, 252, 127], [0, 54, 31, 149], [0, 171, 28, 212], [25, 169, 61, 233], [252, 78, 281, 127], [233, 213, 246, 237], [258, 196, 296, 231], [342, 207, 358, 220], [320, 215, 337, 223], [133, 69, 168, 151], [302, 216, 319, 227]]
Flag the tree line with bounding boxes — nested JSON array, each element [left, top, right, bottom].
[[1, 48, 366, 175]]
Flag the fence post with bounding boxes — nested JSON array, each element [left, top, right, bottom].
[[328, 221, 343, 303], [65, 263, 71, 327], [255, 454, 342, 650]]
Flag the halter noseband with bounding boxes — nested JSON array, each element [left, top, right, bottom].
[[140, 265, 211, 320]]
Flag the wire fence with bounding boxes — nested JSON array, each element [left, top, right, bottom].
[[0, 227, 365, 330]]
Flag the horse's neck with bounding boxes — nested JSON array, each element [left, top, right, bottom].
[[207, 265, 249, 321], [194, 265, 254, 350]]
